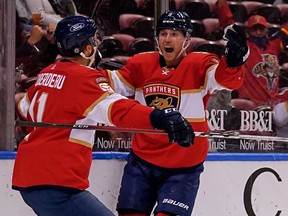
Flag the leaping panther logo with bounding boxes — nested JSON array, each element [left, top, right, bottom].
[[149, 96, 174, 109], [253, 54, 279, 91]]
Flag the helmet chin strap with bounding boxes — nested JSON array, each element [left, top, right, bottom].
[[176, 37, 190, 59], [80, 46, 98, 67], [155, 37, 163, 56]]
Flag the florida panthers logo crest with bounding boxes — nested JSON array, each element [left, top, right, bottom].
[[143, 83, 180, 109], [253, 54, 279, 91]]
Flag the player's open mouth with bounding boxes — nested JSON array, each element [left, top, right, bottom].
[[165, 47, 174, 53]]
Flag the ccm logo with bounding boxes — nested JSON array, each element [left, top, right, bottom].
[[162, 198, 189, 210]]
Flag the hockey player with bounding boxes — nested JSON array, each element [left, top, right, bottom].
[[12, 16, 194, 216], [104, 10, 249, 216]]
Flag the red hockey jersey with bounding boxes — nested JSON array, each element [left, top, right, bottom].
[[13, 61, 153, 190], [106, 52, 244, 168]]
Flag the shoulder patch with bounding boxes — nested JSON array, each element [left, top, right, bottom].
[[95, 76, 114, 93], [98, 82, 114, 93], [96, 77, 109, 84]]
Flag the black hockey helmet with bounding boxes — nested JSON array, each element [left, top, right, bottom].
[[54, 16, 100, 57], [156, 10, 193, 37]]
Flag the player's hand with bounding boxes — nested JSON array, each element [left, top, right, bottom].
[[223, 24, 250, 67], [150, 108, 195, 147]]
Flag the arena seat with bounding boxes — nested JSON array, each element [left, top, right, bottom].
[[251, 0, 275, 4], [119, 14, 154, 41], [112, 33, 136, 53], [202, 18, 223, 40], [190, 19, 206, 38], [169, 0, 189, 10], [228, 1, 248, 23], [255, 4, 282, 24], [98, 36, 124, 58], [203, 0, 217, 14], [135, 0, 145, 8], [97, 58, 126, 70], [128, 37, 155, 56], [193, 40, 225, 58], [186, 37, 207, 53], [277, 3, 288, 23], [132, 16, 154, 41], [136, 0, 154, 17], [119, 13, 145, 34], [241, 1, 264, 16], [180, 0, 212, 20]]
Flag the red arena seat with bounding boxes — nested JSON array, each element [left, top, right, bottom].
[[228, 1, 248, 23], [129, 37, 155, 56], [190, 19, 206, 38], [242, 1, 264, 16], [119, 13, 145, 33], [180, 0, 212, 20], [112, 33, 136, 53], [193, 40, 225, 58], [186, 37, 207, 53]]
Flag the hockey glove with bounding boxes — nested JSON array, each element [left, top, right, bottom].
[[223, 24, 250, 67], [150, 108, 195, 147]]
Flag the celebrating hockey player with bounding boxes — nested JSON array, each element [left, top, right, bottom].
[[12, 16, 194, 216], [104, 10, 249, 216]]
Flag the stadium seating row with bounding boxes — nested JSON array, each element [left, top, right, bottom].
[[175, 0, 288, 25]]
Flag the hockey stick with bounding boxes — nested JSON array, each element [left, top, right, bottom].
[[90, 0, 101, 20], [16, 120, 288, 142], [16, 120, 164, 134]]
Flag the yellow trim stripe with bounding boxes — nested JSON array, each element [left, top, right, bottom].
[[108, 102, 114, 124], [69, 138, 92, 148], [281, 28, 288, 36], [83, 92, 110, 117], [186, 117, 205, 122], [115, 70, 135, 90]]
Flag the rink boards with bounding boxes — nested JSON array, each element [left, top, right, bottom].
[[1, 151, 288, 216]]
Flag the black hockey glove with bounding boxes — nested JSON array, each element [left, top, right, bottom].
[[150, 108, 195, 147], [223, 24, 250, 67]]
